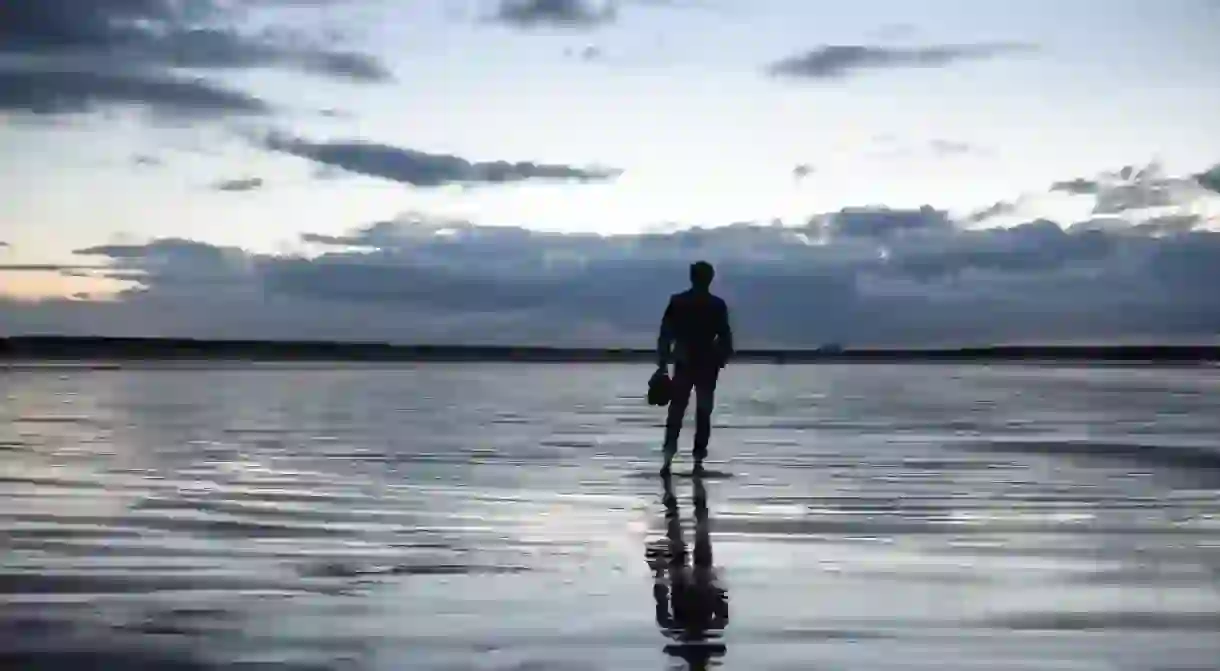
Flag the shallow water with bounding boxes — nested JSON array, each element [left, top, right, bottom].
[[2, 362, 1219, 670]]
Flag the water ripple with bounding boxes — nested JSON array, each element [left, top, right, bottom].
[[1, 363, 1219, 669]]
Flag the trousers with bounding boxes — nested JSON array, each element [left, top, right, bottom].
[[663, 362, 720, 459]]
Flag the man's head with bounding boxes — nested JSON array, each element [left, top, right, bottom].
[[689, 260, 715, 290]]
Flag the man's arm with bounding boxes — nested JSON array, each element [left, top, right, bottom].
[[717, 300, 734, 365], [657, 297, 675, 368]]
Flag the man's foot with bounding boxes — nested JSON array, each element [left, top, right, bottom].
[[691, 460, 706, 476], [660, 449, 674, 476]]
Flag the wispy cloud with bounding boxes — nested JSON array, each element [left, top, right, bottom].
[[965, 200, 1020, 224], [0, 69, 268, 117], [1051, 178, 1100, 195], [494, 0, 617, 28], [264, 133, 622, 187], [213, 177, 265, 192], [767, 43, 1033, 80], [0, 264, 103, 272]]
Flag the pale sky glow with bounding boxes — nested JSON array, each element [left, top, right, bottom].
[[2, 0, 1219, 345]]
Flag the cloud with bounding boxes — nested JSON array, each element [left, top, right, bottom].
[[1131, 214, 1202, 236], [0, 0, 389, 118], [0, 264, 102, 272], [822, 205, 953, 239], [72, 238, 258, 297], [0, 69, 268, 116], [494, 0, 617, 28], [76, 238, 243, 263], [0, 242, 8, 248], [767, 43, 1032, 80], [300, 219, 417, 247], [882, 219, 1116, 280], [264, 133, 623, 187], [792, 164, 814, 180], [965, 200, 1019, 224], [7, 184, 1218, 347], [1051, 163, 1202, 214], [7, 161, 1220, 346], [1093, 181, 1178, 214], [490, 0, 686, 30], [213, 177, 265, 192], [1051, 178, 1100, 195], [0, 1, 390, 79], [1196, 163, 1220, 194]]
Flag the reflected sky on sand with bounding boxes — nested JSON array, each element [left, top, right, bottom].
[[2, 363, 1220, 669]]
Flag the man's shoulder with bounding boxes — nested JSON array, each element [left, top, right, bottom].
[[671, 290, 727, 306]]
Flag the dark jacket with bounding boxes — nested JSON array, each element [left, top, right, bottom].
[[658, 290, 734, 369]]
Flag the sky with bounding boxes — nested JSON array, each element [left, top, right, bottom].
[[1, 0, 1219, 347]]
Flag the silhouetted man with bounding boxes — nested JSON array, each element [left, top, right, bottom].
[[657, 261, 733, 475]]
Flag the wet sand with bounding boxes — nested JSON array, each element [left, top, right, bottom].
[[2, 363, 1219, 670]]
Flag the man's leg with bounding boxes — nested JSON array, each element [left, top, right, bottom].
[[691, 368, 718, 471], [662, 367, 694, 473]]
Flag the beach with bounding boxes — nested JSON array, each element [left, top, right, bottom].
[[2, 362, 1219, 670]]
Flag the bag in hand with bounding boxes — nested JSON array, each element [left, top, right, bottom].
[[647, 368, 672, 407]]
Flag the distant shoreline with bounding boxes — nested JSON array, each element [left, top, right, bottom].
[[1, 336, 1218, 364]]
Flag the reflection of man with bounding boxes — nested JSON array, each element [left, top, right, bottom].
[[646, 474, 728, 669]]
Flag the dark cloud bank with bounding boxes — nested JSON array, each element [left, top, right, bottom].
[[0, 0, 388, 117], [5, 179, 1219, 346]]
